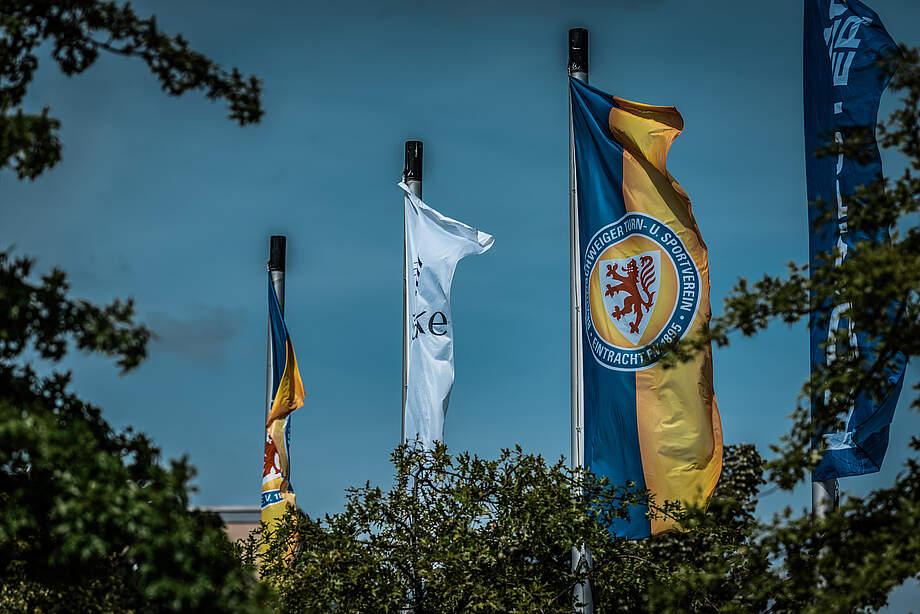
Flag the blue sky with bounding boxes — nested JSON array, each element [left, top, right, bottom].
[[5, 0, 920, 606]]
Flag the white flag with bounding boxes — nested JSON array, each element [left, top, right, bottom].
[[401, 181, 493, 448]]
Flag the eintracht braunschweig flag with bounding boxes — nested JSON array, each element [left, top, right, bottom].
[[571, 77, 723, 538], [261, 274, 305, 528], [401, 182, 493, 448]]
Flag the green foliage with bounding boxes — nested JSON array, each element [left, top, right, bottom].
[[1, 2, 267, 611], [0, 252, 149, 371], [1, 0, 264, 179], [253, 443, 762, 613], [0, 252, 268, 613]]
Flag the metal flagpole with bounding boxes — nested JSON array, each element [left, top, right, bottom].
[[812, 478, 838, 520], [568, 27, 593, 614], [402, 141, 423, 443], [266, 235, 286, 423], [401, 142, 423, 614]]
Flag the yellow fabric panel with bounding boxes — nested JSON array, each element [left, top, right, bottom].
[[261, 417, 296, 527], [636, 352, 723, 534], [609, 97, 704, 249], [266, 339, 305, 427], [611, 98, 723, 535]]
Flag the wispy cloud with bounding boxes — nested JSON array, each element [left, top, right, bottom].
[[147, 307, 240, 362]]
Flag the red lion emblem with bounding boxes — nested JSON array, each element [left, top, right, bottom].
[[263, 431, 283, 481], [605, 256, 656, 334]]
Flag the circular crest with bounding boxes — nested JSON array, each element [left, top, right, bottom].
[[583, 212, 700, 371]]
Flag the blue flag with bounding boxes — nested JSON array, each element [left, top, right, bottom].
[[805, 0, 906, 480]]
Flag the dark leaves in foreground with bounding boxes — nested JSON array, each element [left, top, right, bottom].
[[0, 0, 264, 179]]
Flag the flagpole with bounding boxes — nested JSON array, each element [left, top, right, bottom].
[[266, 235, 286, 424], [402, 141, 423, 443], [568, 27, 593, 614], [568, 29, 587, 483], [812, 478, 838, 519]]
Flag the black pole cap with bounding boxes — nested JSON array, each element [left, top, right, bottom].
[[404, 140, 423, 182], [269, 235, 286, 271], [568, 28, 588, 75]]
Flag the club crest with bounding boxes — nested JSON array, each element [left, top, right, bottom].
[[583, 212, 701, 371], [600, 251, 660, 345]]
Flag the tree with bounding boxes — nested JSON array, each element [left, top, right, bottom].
[[1, 2, 266, 611], [1, 0, 263, 180], [0, 253, 269, 613], [252, 443, 763, 614]]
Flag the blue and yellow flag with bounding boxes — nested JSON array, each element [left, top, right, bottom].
[[571, 77, 723, 538], [261, 275, 305, 528], [805, 0, 906, 479]]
